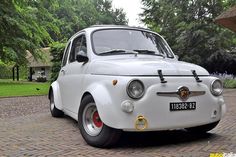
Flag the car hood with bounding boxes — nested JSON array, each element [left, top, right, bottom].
[[89, 58, 209, 76]]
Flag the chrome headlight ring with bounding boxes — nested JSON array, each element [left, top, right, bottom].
[[211, 79, 223, 96], [127, 79, 145, 99]]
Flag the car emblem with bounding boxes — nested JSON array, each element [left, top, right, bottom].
[[178, 86, 190, 101]]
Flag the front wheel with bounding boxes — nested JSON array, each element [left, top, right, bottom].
[[78, 95, 121, 148], [185, 121, 220, 133]]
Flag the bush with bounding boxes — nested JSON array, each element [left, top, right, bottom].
[[50, 42, 66, 82], [206, 50, 236, 75], [223, 79, 236, 88], [0, 60, 29, 80], [36, 76, 47, 82], [0, 62, 12, 79]]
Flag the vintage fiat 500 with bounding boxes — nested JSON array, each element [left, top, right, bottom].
[[49, 25, 226, 147]]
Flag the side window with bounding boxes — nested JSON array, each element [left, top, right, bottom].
[[69, 35, 87, 63], [62, 42, 71, 67]]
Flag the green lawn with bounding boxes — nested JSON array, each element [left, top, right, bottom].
[[0, 79, 50, 97]]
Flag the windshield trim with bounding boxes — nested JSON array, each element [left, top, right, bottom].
[[90, 28, 175, 59]]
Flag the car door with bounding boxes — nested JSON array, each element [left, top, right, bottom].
[[58, 34, 89, 116]]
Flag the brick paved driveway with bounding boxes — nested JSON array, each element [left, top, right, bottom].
[[0, 90, 235, 157]]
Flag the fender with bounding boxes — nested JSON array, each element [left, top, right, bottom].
[[50, 81, 63, 110], [85, 83, 124, 129]]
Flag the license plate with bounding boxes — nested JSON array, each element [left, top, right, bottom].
[[170, 102, 196, 111]]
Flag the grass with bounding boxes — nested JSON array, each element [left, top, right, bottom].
[[223, 79, 236, 88], [0, 79, 50, 97]]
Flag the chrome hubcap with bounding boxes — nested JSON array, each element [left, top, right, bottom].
[[82, 103, 103, 136]]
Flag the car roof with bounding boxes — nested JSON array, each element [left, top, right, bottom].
[[69, 25, 156, 40], [89, 25, 150, 30], [85, 25, 151, 32]]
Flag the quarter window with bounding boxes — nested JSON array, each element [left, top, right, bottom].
[[62, 42, 71, 67], [70, 35, 87, 63]]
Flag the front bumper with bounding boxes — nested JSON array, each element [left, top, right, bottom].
[[122, 92, 225, 132], [94, 76, 226, 131]]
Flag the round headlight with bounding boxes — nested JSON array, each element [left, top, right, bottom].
[[211, 79, 223, 96], [127, 80, 145, 99]]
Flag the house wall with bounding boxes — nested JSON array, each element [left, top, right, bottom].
[[31, 67, 51, 81]]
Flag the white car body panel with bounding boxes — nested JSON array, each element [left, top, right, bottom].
[[50, 81, 63, 110], [89, 57, 209, 76], [82, 75, 225, 131], [50, 25, 226, 132]]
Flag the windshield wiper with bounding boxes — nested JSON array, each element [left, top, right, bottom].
[[133, 49, 165, 58], [99, 49, 138, 56]]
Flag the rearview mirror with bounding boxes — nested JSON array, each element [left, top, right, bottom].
[[76, 53, 88, 63]]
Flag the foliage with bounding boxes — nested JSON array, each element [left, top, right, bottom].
[[141, 0, 236, 74], [48, 0, 128, 81], [47, 0, 128, 41], [206, 50, 236, 75], [223, 79, 236, 88], [0, 0, 53, 65], [0, 0, 127, 66], [50, 42, 66, 82], [0, 61, 12, 79], [0, 80, 50, 97]]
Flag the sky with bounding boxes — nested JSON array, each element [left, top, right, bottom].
[[112, 0, 145, 27]]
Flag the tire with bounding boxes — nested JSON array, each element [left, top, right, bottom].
[[49, 90, 64, 117], [78, 95, 121, 148], [186, 121, 220, 133]]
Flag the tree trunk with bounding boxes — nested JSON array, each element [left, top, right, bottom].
[[12, 67, 15, 81], [29, 67, 33, 81], [16, 65, 19, 81], [0, 43, 3, 60]]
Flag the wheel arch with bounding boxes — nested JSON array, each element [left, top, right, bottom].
[[49, 81, 63, 110], [48, 86, 53, 99], [81, 92, 93, 103], [78, 91, 122, 147], [81, 84, 120, 129]]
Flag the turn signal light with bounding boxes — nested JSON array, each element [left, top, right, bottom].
[[112, 80, 118, 86]]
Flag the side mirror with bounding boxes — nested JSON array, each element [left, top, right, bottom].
[[76, 53, 88, 63]]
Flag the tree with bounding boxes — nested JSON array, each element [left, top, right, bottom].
[[50, 42, 66, 82], [141, 0, 236, 74], [46, 0, 127, 41], [48, 0, 128, 81], [0, 0, 127, 66], [0, 0, 53, 65]]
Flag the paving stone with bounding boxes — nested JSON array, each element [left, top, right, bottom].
[[0, 90, 235, 156]]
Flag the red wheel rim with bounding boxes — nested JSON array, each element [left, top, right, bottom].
[[92, 111, 103, 128]]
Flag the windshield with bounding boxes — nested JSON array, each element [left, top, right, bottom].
[[92, 29, 174, 58]]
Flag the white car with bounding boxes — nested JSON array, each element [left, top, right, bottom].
[[49, 25, 226, 147]]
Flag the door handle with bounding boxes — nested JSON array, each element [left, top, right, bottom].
[[61, 69, 66, 75]]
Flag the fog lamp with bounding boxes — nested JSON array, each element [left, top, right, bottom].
[[121, 100, 134, 113]]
